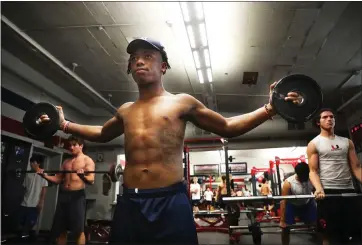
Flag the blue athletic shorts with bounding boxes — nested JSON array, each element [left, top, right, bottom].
[[109, 182, 198, 245], [285, 199, 317, 225]]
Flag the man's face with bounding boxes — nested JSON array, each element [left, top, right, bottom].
[[69, 140, 83, 155], [30, 161, 40, 171], [318, 111, 335, 130], [129, 49, 166, 85]]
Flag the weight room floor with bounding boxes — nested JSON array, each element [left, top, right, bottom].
[[197, 212, 318, 245], [3, 213, 359, 244]]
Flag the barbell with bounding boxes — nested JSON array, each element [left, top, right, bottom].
[[12, 163, 124, 182], [22, 74, 323, 140], [222, 193, 362, 203]]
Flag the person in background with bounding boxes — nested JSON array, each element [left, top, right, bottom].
[[217, 175, 228, 210], [16, 156, 48, 240], [260, 178, 273, 214], [308, 108, 362, 245], [190, 177, 201, 212], [243, 186, 251, 197], [203, 187, 214, 212], [36, 136, 95, 245], [279, 162, 316, 245]]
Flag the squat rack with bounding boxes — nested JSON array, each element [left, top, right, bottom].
[[184, 137, 235, 240]]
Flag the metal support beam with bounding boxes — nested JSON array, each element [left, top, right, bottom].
[[337, 91, 362, 112], [336, 70, 361, 90], [1, 15, 118, 114]]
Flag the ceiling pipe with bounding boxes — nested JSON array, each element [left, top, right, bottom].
[[336, 70, 362, 112], [336, 70, 361, 90], [1, 15, 118, 114], [337, 90, 362, 112]]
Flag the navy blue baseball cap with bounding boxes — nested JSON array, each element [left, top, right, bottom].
[[127, 37, 165, 54]]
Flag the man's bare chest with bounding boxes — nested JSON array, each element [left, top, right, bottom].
[[63, 158, 85, 170]]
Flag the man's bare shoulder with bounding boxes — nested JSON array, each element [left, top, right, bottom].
[[175, 93, 204, 108], [175, 93, 197, 101], [115, 102, 134, 118], [84, 155, 94, 163], [118, 102, 134, 111]]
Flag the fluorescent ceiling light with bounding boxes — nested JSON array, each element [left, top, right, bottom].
[[197, 69, 204, 84], [207, 68, 213, 83], [193, 51, 201, 69], [180, 2, 190, 22], [195, 2, 204, 20], [199, 23, 208, 47], [204, 49, 211, 67], [186, 25, 196, 48]]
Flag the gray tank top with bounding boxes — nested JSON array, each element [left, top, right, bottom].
[[311, 135, 354, 189], [286, 174, 313, 205]]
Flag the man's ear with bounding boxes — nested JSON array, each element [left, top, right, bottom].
[[161, 62, 167, 75]]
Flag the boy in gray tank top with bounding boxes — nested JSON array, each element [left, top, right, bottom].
[[307, 108, 362, 245], [279, 162, 317, 245]]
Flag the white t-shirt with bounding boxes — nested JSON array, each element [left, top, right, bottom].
[[204, 190, 213, 201], [190, 183, 201, 200], [21, 173, 48, 207]]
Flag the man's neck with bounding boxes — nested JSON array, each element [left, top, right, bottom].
[[138, 81, 166, 100], [320, 128, 335, 138], [72, 152, 84, 158]]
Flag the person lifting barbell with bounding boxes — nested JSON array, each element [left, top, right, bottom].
[[308, 108, 362, 245], [22, 38, 322, 245], [35, 136, 94, 245]]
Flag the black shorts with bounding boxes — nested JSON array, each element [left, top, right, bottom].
[[205, 200, 212, 205], [191, 199, 200, 206], [317, 189, 362, 242], [263, 199, 273, 206], [109, 182, 198, 245], [16, 206, 39, 231], [51, 189, 86, 237]]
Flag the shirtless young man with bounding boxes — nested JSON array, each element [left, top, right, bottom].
[[307, 108, 362, 245], [36, 136, 95, 245], [260, 178, 273, 213], [39, 38, 300, 244]]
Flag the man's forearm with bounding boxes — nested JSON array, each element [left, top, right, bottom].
[[353, 165, 362, 183], [80, 175, 95, 185], [43, 175, 61, 185], [39, 188, 46, 204], [309, 172, 323, 191], [280, 200, 286, 221], [226, 104, 275, 137], [63, 122, 104, 142]]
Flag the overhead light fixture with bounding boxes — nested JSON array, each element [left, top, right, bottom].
[[204, 49, 211, 67], [195, 2, 204, 20], [193, 51, 201, 69], [186, 25, 196, 48], [197, 69, 204, 84], [180, 2, 190, 22], [181, 2, 212, 84], [199, 23, 208, 47], [207, 68, 213, 83]]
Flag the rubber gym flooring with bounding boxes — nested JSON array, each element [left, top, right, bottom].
[[3, 212, 360, 244]]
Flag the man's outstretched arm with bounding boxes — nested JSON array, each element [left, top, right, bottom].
[[57, 103, 132, 143], [184, 95, 276, 138], [183, 82, 300, 138]]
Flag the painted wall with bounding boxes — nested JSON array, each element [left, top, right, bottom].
[[189, 147, 307, 175], [84, 147, 124, 220]]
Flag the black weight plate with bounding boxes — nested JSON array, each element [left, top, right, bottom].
[[22, 102, 60, 140], [271, 74, 323, 123]]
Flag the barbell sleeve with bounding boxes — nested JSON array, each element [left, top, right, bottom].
[[222, 193, 362, 203]]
